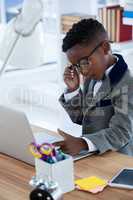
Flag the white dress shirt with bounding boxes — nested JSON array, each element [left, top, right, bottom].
[[63, 62, 116, 152]]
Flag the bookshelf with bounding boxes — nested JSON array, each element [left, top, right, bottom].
[[98, 5, 132, 42], [98, 0, 133, 27]]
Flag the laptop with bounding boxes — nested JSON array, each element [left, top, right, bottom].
[[0, 106, 95, 165], [0, 106, 34, 165]]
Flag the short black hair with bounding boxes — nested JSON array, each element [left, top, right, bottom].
[[62, 18, 107, 52]]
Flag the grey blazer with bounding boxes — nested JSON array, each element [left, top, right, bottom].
[[59, 54, 133, 156]]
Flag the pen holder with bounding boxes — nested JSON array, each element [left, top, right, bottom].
[[35, 155, 75, 193]]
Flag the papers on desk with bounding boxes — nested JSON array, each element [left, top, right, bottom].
[[59, 112, 96, 160], [59, 110, 82, 137], [33, 110, 82, 144], [73, 150, 96, 161], [33, 111, 95, 160], [33, 131, 64, 145], [59, 121, 82, 137]]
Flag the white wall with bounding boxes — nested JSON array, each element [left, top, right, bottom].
[[60, 0, 98, 15], [0, 0, 6, 23]]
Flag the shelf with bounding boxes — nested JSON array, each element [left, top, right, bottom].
[[111, 40, 133, 52]]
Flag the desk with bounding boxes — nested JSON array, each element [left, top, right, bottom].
[[1, 152, 133, 200]]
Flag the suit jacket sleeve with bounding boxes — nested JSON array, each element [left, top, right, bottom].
[[84, 82, 133, 154], [59, 88, 83, 125]]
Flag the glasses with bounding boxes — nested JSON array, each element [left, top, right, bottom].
[[72, 41, 104, 71]]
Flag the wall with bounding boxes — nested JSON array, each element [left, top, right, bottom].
[[5, 0, 23, 7], [60, 0, 98, 15]]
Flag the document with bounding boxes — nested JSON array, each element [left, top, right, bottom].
[[59, 110, 82, 137], [33, 111, 95, 160], [33, 131, 64, 145]]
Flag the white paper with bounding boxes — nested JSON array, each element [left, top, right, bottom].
[[33, 131, 64, 145], [59, 108, 82, 137]]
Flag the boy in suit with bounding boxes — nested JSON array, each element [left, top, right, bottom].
[[54, 19, 133, 156]]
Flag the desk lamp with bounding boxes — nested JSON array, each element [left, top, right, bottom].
[[0, 0, 45, 75]]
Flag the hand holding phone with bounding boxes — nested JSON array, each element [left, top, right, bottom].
[[64, 65, 80, 92]]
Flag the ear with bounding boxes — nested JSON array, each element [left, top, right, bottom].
[[102, 41, 111, 55]]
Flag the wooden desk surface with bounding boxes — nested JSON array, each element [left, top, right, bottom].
[[1, 152, 133, 200]]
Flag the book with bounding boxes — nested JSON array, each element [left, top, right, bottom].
[[111, 8, 116, 42], [123, 17, 133, 25], [102, 7, 107, 29], [98, 5, 132, 42], [123, 10, 133, 18], [98, 7, 103, 23], [107, 8, 111, 40], [106, 5, 120, 41], [98, 5, 121, 41], [123, 3, 133, 25], [61, 13, 96, 33], [116, 7, 132, 42]]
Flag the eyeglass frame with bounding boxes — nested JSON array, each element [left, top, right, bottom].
[[72, 40, 112, 70]]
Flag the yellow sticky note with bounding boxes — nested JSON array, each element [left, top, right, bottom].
[[75, 176, 107, 190]]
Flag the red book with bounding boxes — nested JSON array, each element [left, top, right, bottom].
[[116, 7, 132, 42]]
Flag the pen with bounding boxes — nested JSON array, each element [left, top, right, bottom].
[[29, 142, 67, 163], [40, 143, 57, 163], [68, 65, 74, 79]]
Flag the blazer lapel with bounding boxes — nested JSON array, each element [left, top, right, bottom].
[[85, 76, 111, 111], [83, 53, 128, 113], [83, 79, 96, 111]]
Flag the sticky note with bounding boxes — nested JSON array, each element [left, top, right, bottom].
[[75, 176, 108, 192]]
